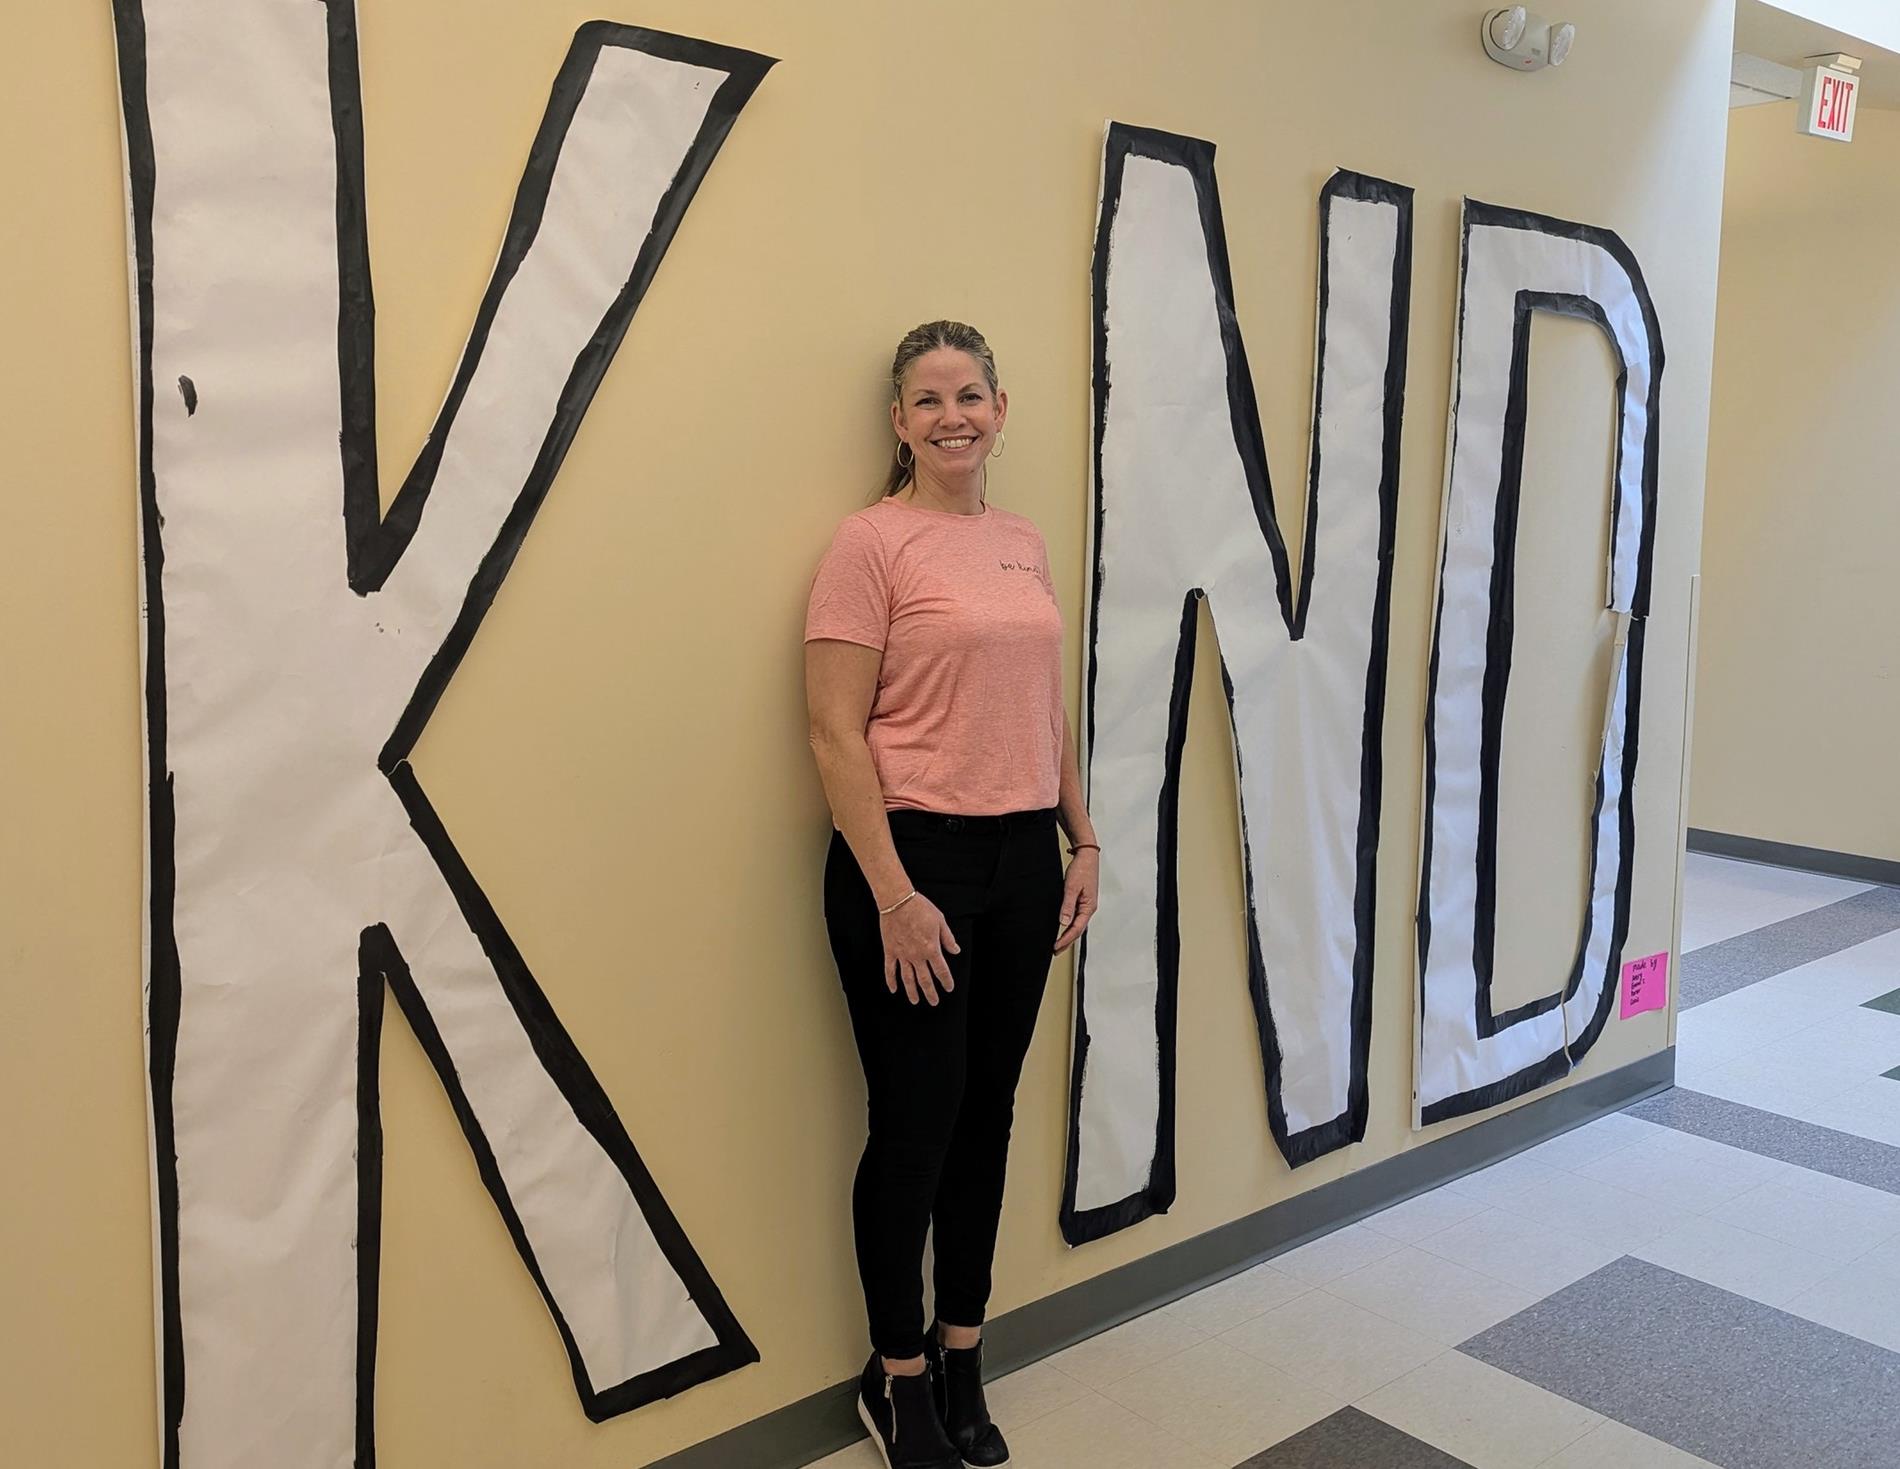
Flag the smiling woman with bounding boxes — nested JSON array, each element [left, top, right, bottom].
[[877, 319, 1006, 502], [803, 321, 1100, 1469]]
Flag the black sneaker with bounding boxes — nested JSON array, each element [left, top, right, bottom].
[[857, 1353, 962, 1469], [925, 1332, 1010, 1467]]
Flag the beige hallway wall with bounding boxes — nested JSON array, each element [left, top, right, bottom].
[[1692, 102, 1900, 863], [0, 2, 1731, 1463]]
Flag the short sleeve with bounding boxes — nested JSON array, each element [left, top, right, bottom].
[[805, 514, 891, 651]]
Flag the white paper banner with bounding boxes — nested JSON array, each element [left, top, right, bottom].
[[111, 4, 772, 1463], [1415, 200, 1664, 1125], [1063, 124, 1413, 1245]]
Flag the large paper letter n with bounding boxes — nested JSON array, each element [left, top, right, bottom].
[[1064, 125, 1411, 1245]]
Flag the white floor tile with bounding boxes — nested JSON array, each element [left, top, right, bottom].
[[1774, 1008, 1900, 1078], [1099, 1338, 1339, 1466], [1573, 1133, 1775, 1213], [1517, 1113, 1666, 1171], [982, 1360, 1092, 1431], [1325, 1245, 1539, 1345], [1801, 1078, 1900, 1147], [1758, 1087, 1867, 1132], [1045, 1307, 1205, 1390], [1159, 1260, 1310, 1336], [1632, 1214, 1840, 1308], [804, 1437, 883, 1469], [1783, 1257, 1900, 1353], [1851, 1230, 1900, 1279], [1000, 1391, 1222, 1469], [1775, 1163, 1900, 1217], [1667, 1047, 1740, 1092], [1218, 1288, 1445, 1401], [1445, 1152, 1565, 1209], [1499, 1170, 1694, 1253], [1748, 938, 1900, 1011], [1361, 1184, 1492, 1242], [1662, 1023, 1760, 1073], [1678, 853, 1867, 953], [1706, 1178, 1900, 1262], [1644, 1127, 1796, 1186], [1269, 1220, 1406, 1286], [1538, 1418, 1722, 1468], [1416, 1206, 1622, 1297], [1357, 1351, 1600, 1469], [1673, 991, 1819, 1062], [1688, 1054, 1863, 1116]]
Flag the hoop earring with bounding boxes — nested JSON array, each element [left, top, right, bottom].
[[989, 431, 1007, 461], [896, 441, 914, 469]]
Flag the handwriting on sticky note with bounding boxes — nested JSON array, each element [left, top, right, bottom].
[[1620, 951, 1669, 1018]]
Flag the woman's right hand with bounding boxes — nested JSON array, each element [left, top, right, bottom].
[[879, 894, 961, 1006]]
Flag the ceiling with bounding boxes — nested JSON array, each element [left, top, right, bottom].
[[1734, 0, 1900, 109]]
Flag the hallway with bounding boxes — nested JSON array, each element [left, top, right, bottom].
[[815, 853, 1900, 1467]]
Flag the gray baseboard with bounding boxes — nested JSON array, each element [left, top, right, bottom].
[[1687, 828, 1900, 888], [645, 1047, 1675, 1469]]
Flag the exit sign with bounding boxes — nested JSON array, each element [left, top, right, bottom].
[[1799, 64, 1860, 142]]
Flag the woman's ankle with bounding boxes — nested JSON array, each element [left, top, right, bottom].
[[881, 1353, 927, 1377], [936, 1321, 982, 1351]]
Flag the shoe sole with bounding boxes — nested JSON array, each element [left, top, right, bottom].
[[856, 1397, 897, 1469], [858, 1394, 1007, 1469]]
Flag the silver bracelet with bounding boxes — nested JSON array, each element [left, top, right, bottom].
[[878, 889, 919, 917]]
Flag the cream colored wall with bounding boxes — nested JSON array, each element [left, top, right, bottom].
[[0, 2, 1732, 1463], [1692, 102, 1900, 864]]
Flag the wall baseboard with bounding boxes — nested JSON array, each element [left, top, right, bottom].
[[1687, 828, 1900, 888], [644, 1047, 1675, 1469]]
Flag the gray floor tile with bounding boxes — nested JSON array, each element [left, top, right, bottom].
[[1866, 986, 1900, 1015], [1625, 1086, 1900, 1194], [1679, 883, 1900, 1009], [1459, 1257, 1900, 1469], [1884, 1063, 1900, 1082], [1234, 1406, 1474, 1468]]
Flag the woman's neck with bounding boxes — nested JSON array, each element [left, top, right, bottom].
[[904, 469, 985, 517]]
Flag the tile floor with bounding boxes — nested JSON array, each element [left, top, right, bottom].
[[809, 853, 1900, 1468]]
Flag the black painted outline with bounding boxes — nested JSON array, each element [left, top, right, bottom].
[[1062, 124, 1412, 1245], [111, 6, 773, 1458], [1416, 200, 1664, 1126]]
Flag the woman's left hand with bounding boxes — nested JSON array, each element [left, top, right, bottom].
[[1054, 848, 1099, 954]]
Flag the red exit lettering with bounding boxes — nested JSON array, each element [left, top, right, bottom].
[[1814, 71, 1856, 137]]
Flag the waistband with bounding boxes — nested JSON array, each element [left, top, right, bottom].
[[886, 807, 1059, 836]]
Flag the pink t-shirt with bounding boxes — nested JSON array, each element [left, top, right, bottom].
[[805, 497, 1065, 816]]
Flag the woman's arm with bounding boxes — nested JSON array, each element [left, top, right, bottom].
[[806, 638, 960, 1003], [805, 638, 910, 908], [1055, 706, 1097, 850], [1054, 706, 1099, 953]]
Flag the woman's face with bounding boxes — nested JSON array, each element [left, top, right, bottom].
[[891, 348, 1007, 483]]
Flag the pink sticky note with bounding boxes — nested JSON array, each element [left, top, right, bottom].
[[1620, 951, 1669, 1018]]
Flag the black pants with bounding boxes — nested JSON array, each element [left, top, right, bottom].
[[824, 807, 1063, 1361]]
